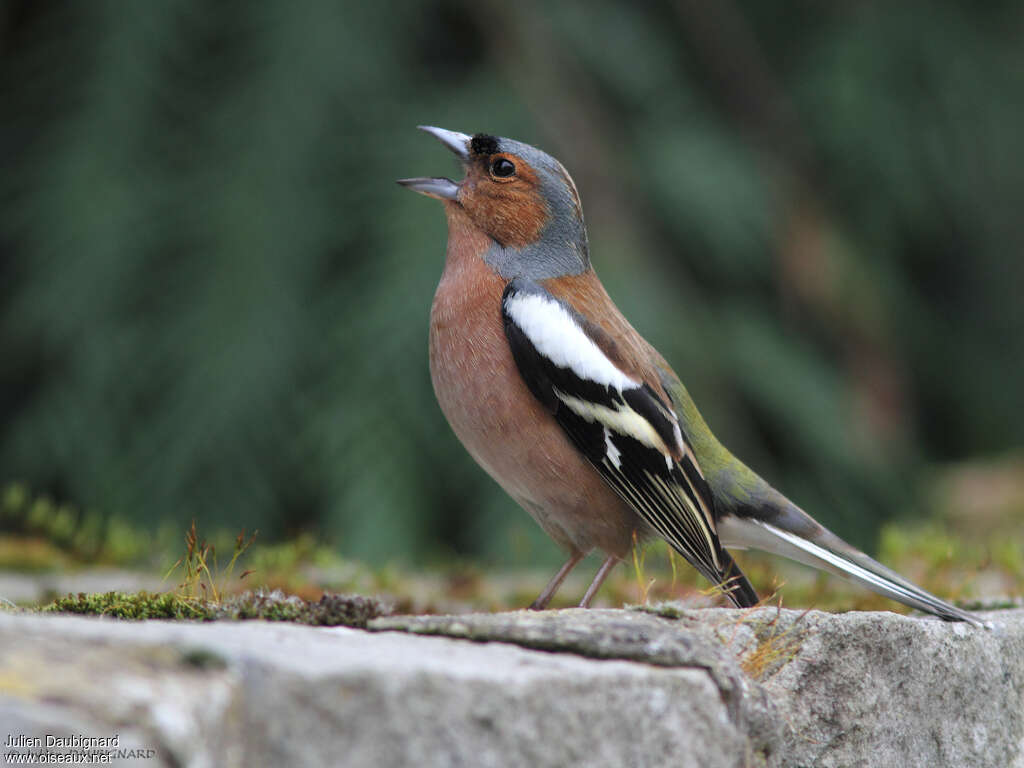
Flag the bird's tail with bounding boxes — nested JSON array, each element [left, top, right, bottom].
[[718, 503, 986, 627]]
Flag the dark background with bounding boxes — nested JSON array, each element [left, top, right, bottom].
[[2, 1, 1022, 569]]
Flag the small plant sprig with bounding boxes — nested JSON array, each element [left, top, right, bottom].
[[666, 541, 678, 592], [163, 520, 257, 604], [631, 531, 657, 604]]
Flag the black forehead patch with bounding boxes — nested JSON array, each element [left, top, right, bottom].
[[470, 134, 500, 156]]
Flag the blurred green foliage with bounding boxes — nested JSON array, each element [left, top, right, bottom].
[[1, 1, 1022, 566]]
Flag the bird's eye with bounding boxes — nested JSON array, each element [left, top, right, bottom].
[[490, 158, 516, 178]]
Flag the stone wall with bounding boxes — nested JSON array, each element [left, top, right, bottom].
[[1, 606, 1021, 767]]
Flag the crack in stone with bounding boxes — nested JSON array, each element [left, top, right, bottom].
[[367, 608, 770, 737]]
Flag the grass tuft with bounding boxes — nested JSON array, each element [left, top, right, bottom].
[[164, 520, 257, 603], [630, 531, 657, 605], [38, 520, 390, 627]]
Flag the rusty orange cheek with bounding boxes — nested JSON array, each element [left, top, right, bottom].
[[468, 185, 550, 249]]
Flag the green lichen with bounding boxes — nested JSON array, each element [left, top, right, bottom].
[[41, 589, 390, 627], [179, 647, 228, 669]]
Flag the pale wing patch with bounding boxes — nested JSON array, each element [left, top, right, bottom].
[[556, 392, 672, 456], [503, 293, 639, 391]]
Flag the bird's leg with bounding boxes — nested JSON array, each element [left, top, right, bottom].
[[578, 554, 619, 608], [529, 551, 584, 610]]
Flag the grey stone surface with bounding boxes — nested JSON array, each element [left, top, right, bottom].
[[759, 609, 1024, 767], [0, 606, 1021, 767]]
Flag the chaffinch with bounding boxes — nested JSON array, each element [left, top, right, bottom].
[[399, 126, 982, 626]]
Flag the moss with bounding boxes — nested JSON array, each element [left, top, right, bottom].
[[633, 600, 807, 680], [633, 601, 689, 620], [42, 591, 214, 620], [41, 589, 390, 627], [218, 590, 388, 627], [739, 614, 805, 681]]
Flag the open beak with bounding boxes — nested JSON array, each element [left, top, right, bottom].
[[396, 125, 471, 201]]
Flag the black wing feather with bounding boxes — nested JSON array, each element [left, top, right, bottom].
[[501, 278, 758, 607]]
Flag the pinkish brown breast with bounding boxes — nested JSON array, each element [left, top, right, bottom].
[[427, 204, 639, 557]]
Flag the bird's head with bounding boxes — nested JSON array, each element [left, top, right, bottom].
[[399, 126, 590, 279]]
